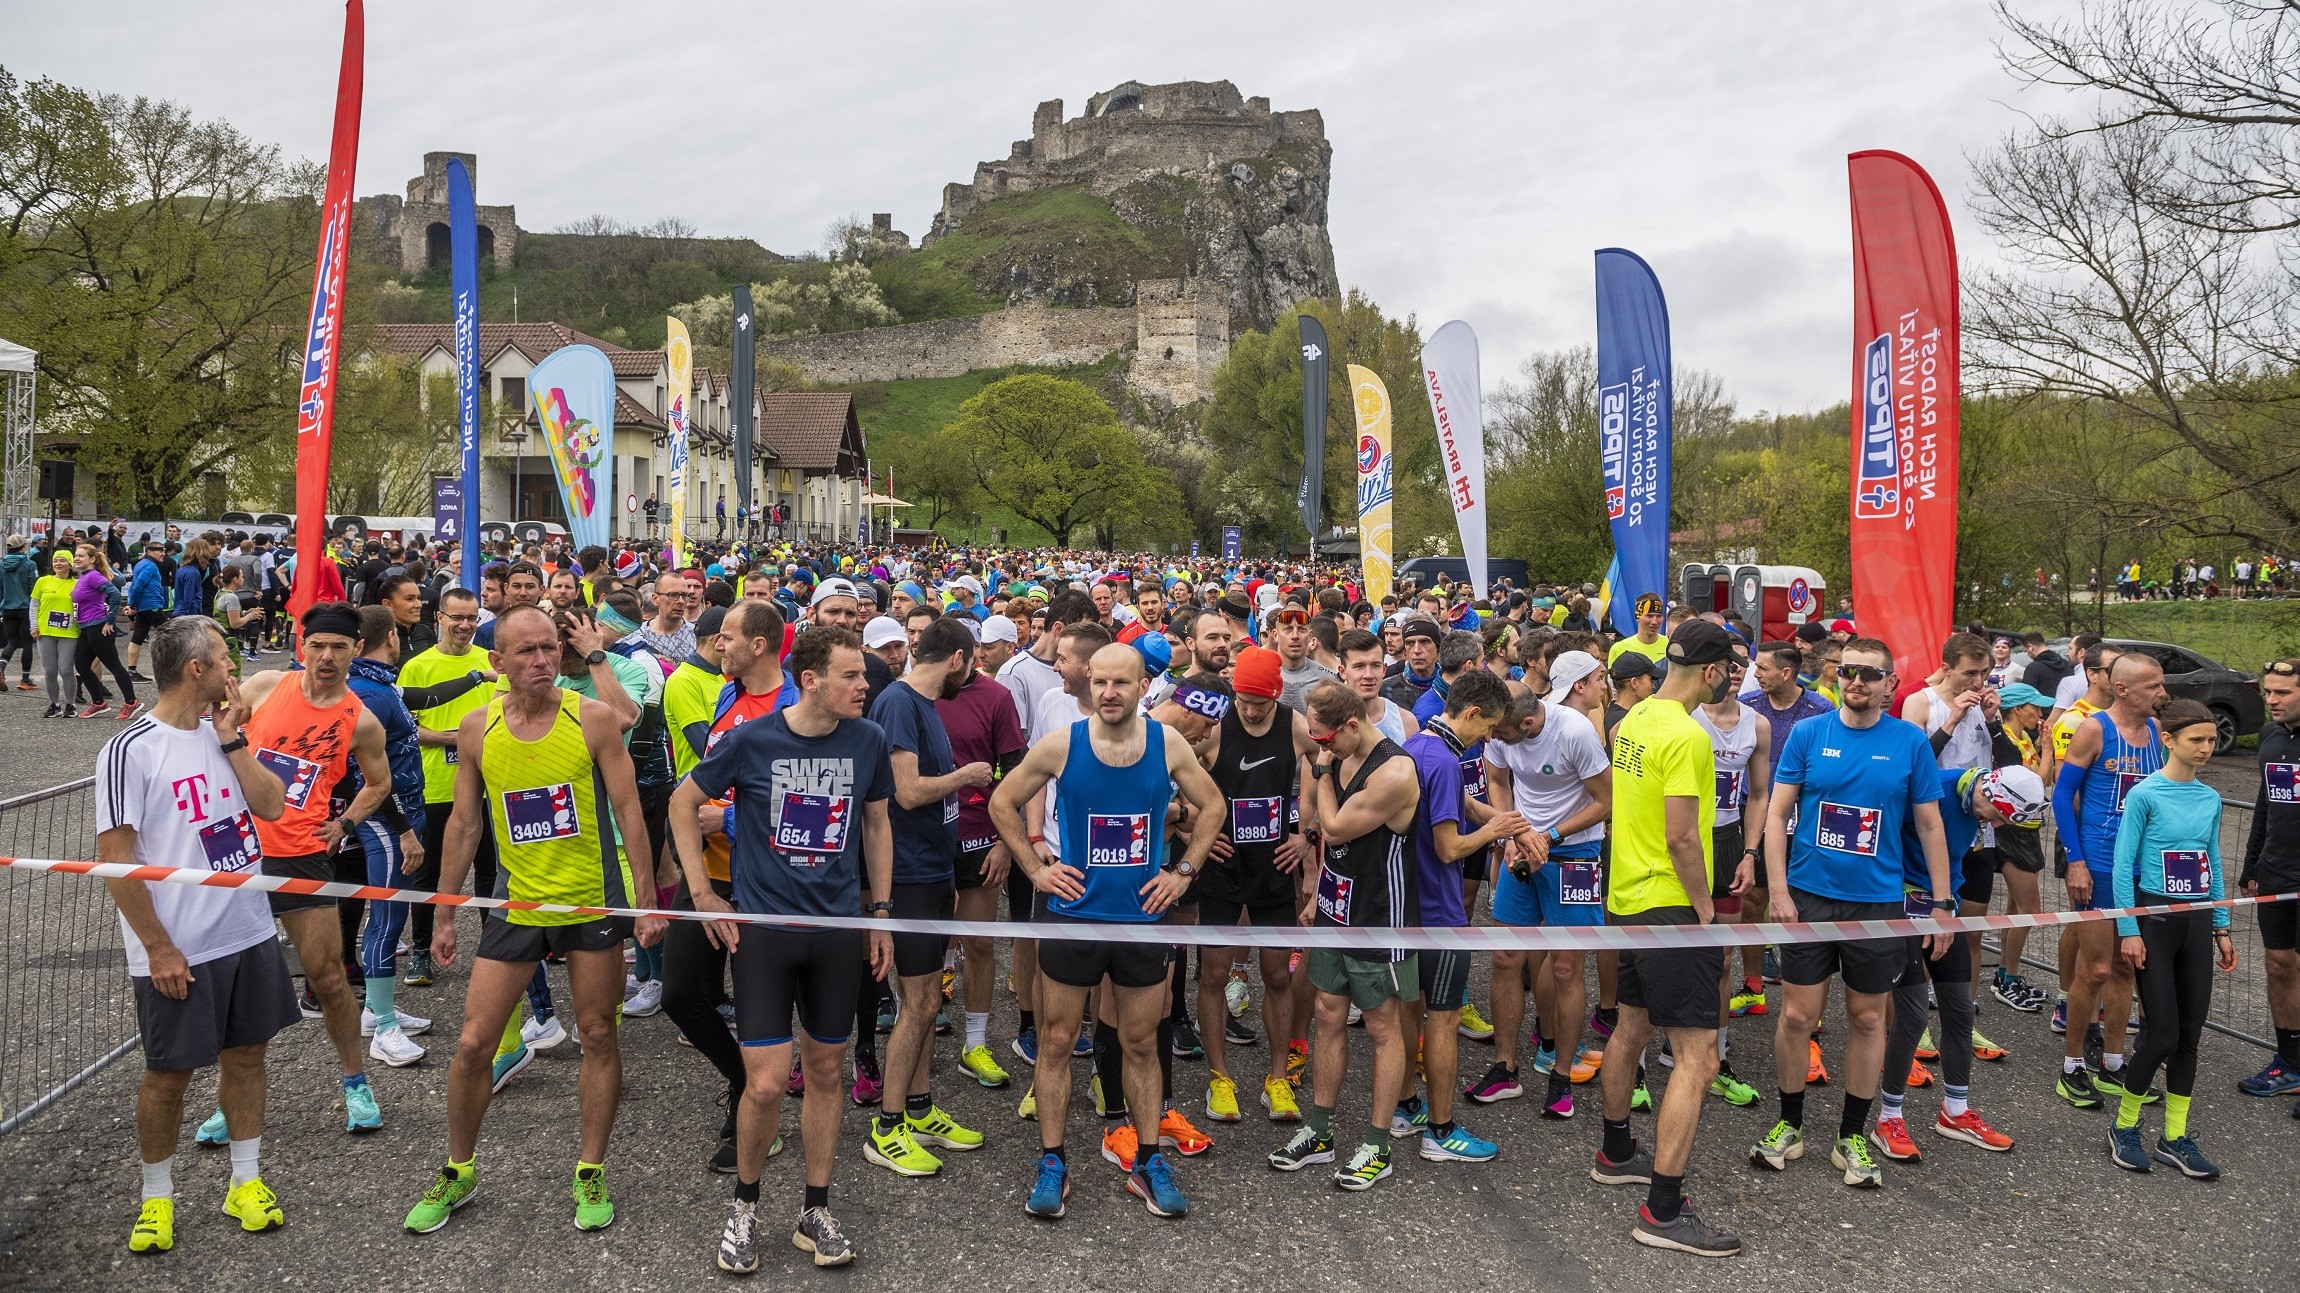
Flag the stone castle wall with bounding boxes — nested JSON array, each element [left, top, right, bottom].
[[759, 304, 1139, 387]]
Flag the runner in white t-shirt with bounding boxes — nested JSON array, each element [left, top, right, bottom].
[[1694, 646, 1770, 1105], [97, 618, 302, 1255]]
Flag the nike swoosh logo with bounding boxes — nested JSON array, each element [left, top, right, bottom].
[[1239, 757, 1277, 770]]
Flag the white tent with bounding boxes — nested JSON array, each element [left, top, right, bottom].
[[1, 339, 38, 537], [0, 340, 33, 373]]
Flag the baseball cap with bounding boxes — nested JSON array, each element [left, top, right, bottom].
[[1134, 632, 1173, 675], [862, 616, 906, 649], [1996, 682, 2051, 711], [1665, 619, 1739, 667], [1608, 652, 1661, 683], [5, 534, 23, 551], [979, 614, 1019, 644], [810, 577, 858, 607], [1545, 650, 1602, 703], [1232, 645, 1283, 699], [946, 574, 984, 599], [1828, 618, 1856, 635], [693, 604, 729, 639], [1976, 765, 2047, 827]]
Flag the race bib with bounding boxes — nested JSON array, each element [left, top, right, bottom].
[[442, 746, 460, 765], [1086, 813, 1150, 868], [1815, 801, 1881, 857], [1557, 858, 1602, 906], [502, 784, 582, 845], [1230, 796, 1285, 845], [197, 812, 260, 874], [256, 749, 323, 810], [1316, 864, 1354, 923], [1459, 757, 1488, 802], [44, 609, 71, 631], [1903, 891, 1936, 920], [2161, 849, 2209, 897], [943, 797, 960, 825], [2266, 764, 2298, 805], [1714, 768, 1745, 813], [959, 833, 998, 854], [776, 792, 853, 858], [2113, 769, 2148, 812]]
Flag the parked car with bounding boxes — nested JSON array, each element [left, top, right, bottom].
[[2019, 637, 2263, 754], [1395, 557, 1533, 592]]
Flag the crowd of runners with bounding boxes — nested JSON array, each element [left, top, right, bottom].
[[69, 531, 2300, 1267]]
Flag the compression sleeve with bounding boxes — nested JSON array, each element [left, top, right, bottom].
[[399, 672, 484, 711], [2052, 763, 2087, 869]]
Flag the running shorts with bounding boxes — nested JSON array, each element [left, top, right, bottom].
[[476, 914, 631, 963], [1033, 905, 1170, 989], [133, 939, 300, 1071], [1776, 887, 1906, 995], [732, 927, 867, 1046], [889, 881, 955, 979], [1612, 905, 1723, 1031]]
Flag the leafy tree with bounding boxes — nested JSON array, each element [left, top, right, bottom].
[[882, 429, 980, 530], [945, 374, 1179, 546]]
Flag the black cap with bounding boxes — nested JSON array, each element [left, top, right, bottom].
[[694, 604, 729, 639], [1608, 652, 1661, 683], [1793, 621, 1828, 645], [1666, 619, 1739, 667], [1399, 617, 1443, 646], [1216, 595, 1254, 622]]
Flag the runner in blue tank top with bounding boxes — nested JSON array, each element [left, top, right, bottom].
[[991, 641, 1227, 1222], [2050, 653, 2168, 1109]]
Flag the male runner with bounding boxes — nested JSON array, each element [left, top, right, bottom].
[[1266, 681, 1422, 1191], [1754, 637, 1953, 1188], [472, 562, 542, 650], [1586, 620, 1742, 1257], [1738, 641, 1836, 1010], [992, 641, 1226, 1220], [1394, 669, 1523, 1158], [1606, 593, 1668, 669], [1691, 644, 1767, 1105], [2239, 658, 2300, 1099], [2052, 652, 2168, 1107], [230, 603, 392, 1134], [2046, 641, 2118, 1030], [1271, 603, 1338, 710], [103, 618, 298, 1254], [937, 619, 1030, 1090], [405, 605, 650, 1235], [862, 617, 992, 1177]]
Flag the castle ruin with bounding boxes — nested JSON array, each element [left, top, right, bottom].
[[356, 152, 520, 274]]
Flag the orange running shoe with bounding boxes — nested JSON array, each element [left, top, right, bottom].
[[1915, 1030, 1940, 1062], [1906, 1059, 1933, 1089], [1286, 1042, 1308, 1085], [1158, 1106, 1212, 1157], [1100, 1122, 1139, 1173], [1870, 1115, 1921, 1162], [1806, 1038, 1830, 1087], [1935, 1108, 2015, 1151], [1569, 1044, 1605, 1084]]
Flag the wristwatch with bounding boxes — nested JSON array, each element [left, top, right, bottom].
[[866, 900, 894, 916], [585, 649, 608, 666], [217, 735, 248, 754], [1930, 898, 1957, 912], [1545, 826, 1562, 846], [1166, 859, 1197, 878]]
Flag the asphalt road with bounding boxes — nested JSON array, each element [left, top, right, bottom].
[[0, 666, 2294, 1290]]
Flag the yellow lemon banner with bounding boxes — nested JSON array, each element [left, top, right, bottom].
[[1348, 363, 1394, 603]]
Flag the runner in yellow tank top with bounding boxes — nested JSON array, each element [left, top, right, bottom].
[[412, 605, 651, 1237]]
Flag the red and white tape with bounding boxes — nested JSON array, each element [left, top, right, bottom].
[[12, 855, 2284, 953]]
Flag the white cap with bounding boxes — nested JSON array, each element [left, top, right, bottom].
[[810, 577, 858, 607], [862, 616, 905, 649], [1545, 650, 1603, 704], [980, 614, 1019, 644], [945, 574, 984, 599]]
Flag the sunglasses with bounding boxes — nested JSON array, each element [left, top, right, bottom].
[[2264, 661, 2298, 677], [1841, 664, 1893, 684], [1308, 728, 1339, 746]]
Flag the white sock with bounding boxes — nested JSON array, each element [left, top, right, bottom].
[[1716, 1027, 1730, 1061], [1879, 1091, 1905, 1119], [2102, 1053, 2124, 1072], [229, 1136, 261, 1187], [2064, 1055, 2084, 1075], [965, 1011, 989, 1051], [141, 1157, 173, 1201]]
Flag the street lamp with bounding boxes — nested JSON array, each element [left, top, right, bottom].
[[506, 427, 528, 525]]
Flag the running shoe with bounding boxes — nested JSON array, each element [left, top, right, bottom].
[[195, 1109, 228, 1147], [1101, 1122, 1139, 1173], [1936, 1108, 2014, 1151], [1011, 1027, 1039, 1065], [1530, 1043, 1558, 1077], [1269, 1125, 1335, 1171], [959, 1044, 1010, 1089], [1171, 1017, 1204, 1060], [906, 1105, 983, 1152], [625, 980, 663, 1016], [1708, 1064, 1760, 1107], [1286, 1044, 1308, 1085], [1658, 1036, 1676, 1069], [222, 1177, 283, 1231], [1590, 1145, 1653, 1185], [129, 1196, 173, 1253], [793, 1205, 854, 1266], [2153, 1134, 2220, 1180], [401, 953, 435, 987], [1262, 1075, 1302, 1122], [343, 1079, 383, 1133], [370, 1025, 426, 1069], [118, 701, 141, 721], [40, 704, 60, 718], [1347, 1003, 1363, 1026], [2084, 1024, 2106, 1074], [299, 985, 322, 1020], [1159, 1105, 1212, 1156], [2239, 1056, 2300, 1097], [1630, 1081, 1653, 1113], [1589, 1007, 1617, 1039], [875, 998, 897, 1034], [2057, 1067, 2105, 1109], [2093, 1066, 2160, 1104], [357, 1005, 429, 1037], [523, 1014, 567, 1050], [786, 1064, 805, 1097], [1991, 969, 2044, 1012], [1334, 1141, 1393, 1191], [1225, 970, 1251, 1019], [2106, 1124, 2151, 1172], [1091, 1074, 1114, 1118], [1831, 1133, 1883, 1188], [1072, 1027, 1095, 1057], [1806, 1038, 1830, 1086], [1971, 1028, 2008, 1062], [1542, 1087, 1576, 1119], [1750, 1120, 1804, 1170], [1421, 1123, 1498, 1162], [1017, 1083, 1037, 1120], [1207, 1073, 1243, 1123], [1457, 1002, 1497, 1040], [1635, 1202, 1741, 1257], [2050, 995, 2069, 1034], [1128, 1151, 1189, 1217], [1761, 948, 1783, 983], [1907, 1059, 1934, 1089], [851, 1054, 884, 1107], [79, 700, 111, 719], [491, 1043, 532, 1093], [1871, 1115, 1921, 1162], [1224, 1017, 1259, 1047], [1728, 987, 1769, 1017], [404, 1164, 478, 1234], [1463, 1061, 1522, 1104], [717, 1198, 759, 1273], [1026, 1153, 1070, 1219], [1915, 1029, 1939, 1061], [865, 1117, 943, 1176], [571, 1165, 614, 1230], [1389, 1095, 1428, 1139]]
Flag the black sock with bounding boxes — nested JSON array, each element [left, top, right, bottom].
[[1018, 1009, 1036, 1036], [1781, 1090, 1805, 1129], [1594, 1006, 1618, 1030], [803, 1183, 829, 1210], [1646, 1171, 1684, 1224], [1157, 1018, 1175, 1100], [1095, 1024, 1128, 1118], [2279, 1027, 2300, 1069], [1838, 1093, 1873, 1141], [1045, 1143, 1065, 1165], [1548, 1070, 1570, 1103], [1170, 959, 1189, 1020], [874, 1111, 900, 1135], [735, 1178, 760, 1204], [1430, 1118, 1456, 1139], [1603, 1117, 1636, 1163], [906, 1091, 932, 1116], [1536, 1034, 1554, 1055]]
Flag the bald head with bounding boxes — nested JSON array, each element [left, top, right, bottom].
[[1086, 640, 1148, 724]]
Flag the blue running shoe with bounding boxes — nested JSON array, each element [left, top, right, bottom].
[[1011, 1028, 1039, 1065], [1388, 1096, 1428, 1140], [2106, 1124, 2150, 1173], [2239, 1056, 2300, 1098], [194, 1109, 229, 1147], [1127, 1151, 1187, 1218], [1072, 1028, 1095, 1058], [2152, 1134, 2221, 1180], [1420, 1123, 1498, 1163], [1531, 1045, 1558, 1078], [1025, 1153, 1070, 1218], [344, 1077, 383, 1133]]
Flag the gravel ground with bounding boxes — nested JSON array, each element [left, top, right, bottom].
[[0, 670, 2294, 1290]]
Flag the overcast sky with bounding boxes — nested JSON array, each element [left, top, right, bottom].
[[6, 0, 2086, 413]]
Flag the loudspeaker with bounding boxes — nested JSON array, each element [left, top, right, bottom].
[[37, 459, 72, 501]]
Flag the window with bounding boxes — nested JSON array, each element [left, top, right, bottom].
[[500, 376, 525, 408]]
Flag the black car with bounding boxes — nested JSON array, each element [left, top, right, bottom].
[[2025, 638, 2264, 754]]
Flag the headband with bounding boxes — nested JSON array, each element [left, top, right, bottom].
[[596, 603, 640, 636], [301, 606, 363, 643], [1172, 683, 1232, 724]]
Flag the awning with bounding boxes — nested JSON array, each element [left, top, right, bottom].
[[0, 339, 34, 374], [860, 493, 912, 508]]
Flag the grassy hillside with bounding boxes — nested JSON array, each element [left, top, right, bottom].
[[916, 185, 1192, 308]]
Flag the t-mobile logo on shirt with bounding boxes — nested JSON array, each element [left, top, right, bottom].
[[171, 772, 233, 821]]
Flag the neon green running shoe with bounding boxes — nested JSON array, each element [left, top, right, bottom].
[[865, 1115, 944, 1176], [1831, 1133, 1883, 1188], [1750, 1119, 1805, 1170], [572, 1165, 614, 1231], [906, 1104, 984, 1151], [221, 1177, 283, 1232], [959, 1044, 1011, 1089], [1708, 1064, 1761, 1107], [405, 1164, 477, 1234], [129, 1197, 173, 1253], [1630, 1082, 1653, 1113]]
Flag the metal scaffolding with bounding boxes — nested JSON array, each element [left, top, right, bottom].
[[0, 341, 34, 539]]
